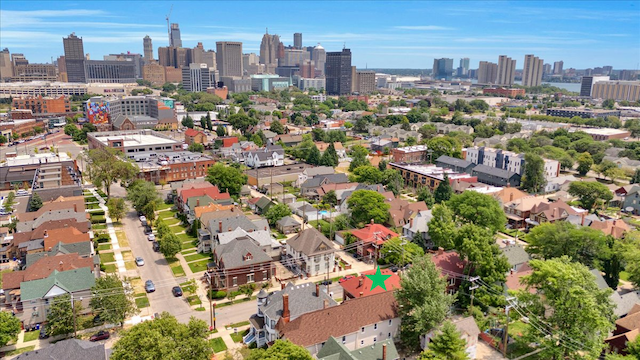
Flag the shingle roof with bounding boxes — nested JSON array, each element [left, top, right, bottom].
[[317, 336, 399, 360], [17, 209, 88, 232], [214, 238, 272, 269], [301, 174, 349, 189], [14, 339, 107, 360], [500, 245, 530, 267], [590, 269, 609, 290], [217, 228, 277, 248], [436, 155, 474, 168], [472, 164, 520, 180], [609, 291, 640, 318], [277, 216, 301, 227], [3, 253, 94, 291], [25, 242, 93, 268], [208, 215, 259, 235], [287, 228, 333, 256], [279, 291, 398, 347], [340, 269, 401, 298], [20, 268, 96, 301], [255, 196, 274, 210], [17, 196, 86, 222], [261, 282, 337, 322]]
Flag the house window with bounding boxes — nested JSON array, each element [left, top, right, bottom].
[[315, 264, 320, 273], [360, 340, 364, 346], [388, 319, 392, 326], [263, 270, 267, 279], [449, 277, 455, 286], [232, 277, 237, 286], [342, 336, 346, 344], [247, 273, 254, 283], [373, 337, 377, 343], [374, 323, 378, 330], [361, 327, 365, 333], [388, 332, 392, 338]]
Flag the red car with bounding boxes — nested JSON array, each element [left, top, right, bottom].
[[339, 275, 355, 283], [89, 330, 110, 342]]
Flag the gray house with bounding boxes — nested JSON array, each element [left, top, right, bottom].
[[622, 186, 640, 215], [436, 155, 476, 174], [472, 164, 521, 187]]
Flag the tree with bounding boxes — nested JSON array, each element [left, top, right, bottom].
[[0, 311, 20, 347], [322, 190, 338, 207], [349, 145, 370, 171], [320, 143, 339, 167], [227, 113, 258, 134], [28, 192, 43, 211], [3, 191, 14, 212], [378, 159, 389, 171], [395, 255, 454, 352], [126, 179, 161, 213], [305, 145, 322, 165], [382, 169, 404, 196], [269, 120, 285, 135], [602, 99, 616, 109], [0, 134, 7, 145], [200, 116, 207, 130], [434, 174, 453, 203], [206, 163, 247, 196], [347, 190, 390, 225], [188, 142, 204, 153], [447, 191, 506, 233], [350, 165, 383, 184], [516, 257, 615, 359], [420, 321, 469, 360], [111, 312, 213, 360], [428, 204, 456, 250], [627, 335, 640, 358], [182, 115, 194, 129], [46, 294, 75, 337], [85, 147, 139, 200], [205, 112, 213, 131], [156, 219, 171, 239], [568, 181, 613, 211], [160, 232, 181, 259], [216, 124, 226, 137], [417, 187, 435, 207], [107, 198, 126, 223], [521, 153, 547, 193], [576, 152, 594, 176], [427, 137, 461, 161], [381, 237, 424, 266], [632, 169, 640, 184], [418, 124, 438, 140], [246, 340, 312, 360], [91, 274, 137, 326], [264, 203, 292, 225]]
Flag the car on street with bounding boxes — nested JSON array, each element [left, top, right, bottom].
[[390, 266, 399, 273], [39, 325, 49, 339], [135, 257, 145, 266], [89, 330, 110, 342], [152, 241, 160, 252], [321, 280, 332, 286], [172, 286, 183, 297], [147, 233, 155, 241], [339, 275, 354, 283], [145, 280, 155, 293], [139, 215, 146, 222], [16, 190, 29, 196], [143, 225, 153, 235], [142, 219, 148, 227]]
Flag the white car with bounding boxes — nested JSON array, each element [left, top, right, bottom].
[[135, 257, 145, 266], [16, 190, 29, 197], [139, 215, 146, 222], [147, 234, 155, 241]]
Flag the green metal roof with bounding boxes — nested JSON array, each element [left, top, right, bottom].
[[20, 268, 95, 301]]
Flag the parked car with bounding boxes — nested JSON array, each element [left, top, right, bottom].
[[141, 220, 148, 227], [172, 286, 183, 297], [139, 215, 146, 222], [93, 315, 103, 325], [339, 275, 354, 283], [147, 233, 155, 241], [135, 257, 145, 266], [143, 225, 153, 235], [389, 266, 399, 273], [145, 280, 155, 293], [89, 330, 110, 342], [16, 190, 29, 197], [320, 280, 332, 286], [39, 325, 49, 339], [152, 241, 160, 252]]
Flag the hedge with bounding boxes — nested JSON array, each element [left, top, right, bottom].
[[208, 290, 227, 300]]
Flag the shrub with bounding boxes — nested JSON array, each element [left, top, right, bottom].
[[208, 290, 227, 300], [96, 234, 111, 243]]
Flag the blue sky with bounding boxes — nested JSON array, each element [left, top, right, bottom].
[[1, 1, 639, 69]]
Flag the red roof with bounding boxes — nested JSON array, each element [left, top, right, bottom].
[[184, 128, 203, 137], [430, 250, 466, 277], [339, 269, 401, 298], [350, 223, 398, 246], [179, 185, 231, 204]]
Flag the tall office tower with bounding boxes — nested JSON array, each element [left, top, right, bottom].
[[325, 48, 352, 95], [580, 75, 610, 97], [522, 54, 544, 87], [459, 58, 470, 75], [496, 55, 516, 86], [355, 70, 376, 94], [293, 33, 302, 49], [602, 66, 613, 75], [477, 61, 498, 84], [63, 33, 86, 83], [312, 44, 326, 75], [182, 63, 215, 92], [143, 35, 154, 62], [57, 56, 67, 82], [216, 42, 243, 77], [553, 61, 563, 75], [542, 63, 551, 75], [619, 70, 637, 81], [282, 48, 310, 67], [259, 30, 281, 68], [0, 48, 12, 80], [11, 53, 28, 67], [104, 53, 144, 78], [170, 23, 182, 48], [432, 58, 453, 79]]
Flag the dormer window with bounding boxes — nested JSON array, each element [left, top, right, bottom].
[[244, 253, 253, 261]]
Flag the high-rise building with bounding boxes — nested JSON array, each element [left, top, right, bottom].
[[84, 60, 136, 83], [11, 53, 28, 67], [312, 44, 326, 76], [142, 63, 166, 85], [191, 43, 216, 69], [182, 63, 215, 92], [104, 53, 143, 79], [259, 31, 281, 69], [477, 61, 498, 84], [158, 47, 192, 69], [619, 70, 637, 81], [602, 66, 613, 76], [496, 55, 515, 86], [143, 35, 154, 63], [553, 61, 563, 75], [216, 42, 243, 77], [282, 48, 310, 67], [11, 64, 58, 82], [543, 63, 552, 76], [591, 80, 640, 101], [459, 58, 470, 76], [57, 56, 67, 82], [170, 23, 182, 48], [294, 33, 302, 49], [0, 48, 12, 80], [355, 70, 376, 94], [522, 54, 544, 87], [432, 58, 453, 80], [325, 48, 352, 95], [580, 75, 610, 97], [63, 33, 86, 83]]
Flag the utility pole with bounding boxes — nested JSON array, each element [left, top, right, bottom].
[[503, 297, 515, 357], [469, 276, 480, 314], [206, 274, 215, 330]]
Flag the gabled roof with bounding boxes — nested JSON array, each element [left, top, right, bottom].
[[616, 305, 640, 332], [17, 196, 86, 222], [43, 227, 91, 251], [217, 228, 278, 249], [14, 338, 107, 360], [436, 155, 474, 168], [303, 166, 336, 177], [279, 292, 398, 347], [213, 238, 272, 269], [431, 250, 466, 277], [194, 202, 234, 219], [3, 252, 94, 291], [504, 196, 550, 212], [276, 216, 301, 227], [301, 174, 349, 189], [184, 128, 204, 137], [500, 245, 530, 267], [287, 228, 333, 256], [403, 210, 432, 234], [610, 291, 640, 318], [25, 242, 93, 268], [17, 209, 88, 232], [340, 269, 401, 298], [255, 196, 274, 210], [350, 223, 398, 245], [317, 336, 399, 360], [387, 199, 428, 227], [494, 187, 528, 204], [472, 164, 520, 180], [208, 215, 259, 235], [179, 185, 231, 205], [261, 282, 337, 323], [20, 267, 96, 301], [530, 200, 578, 221]]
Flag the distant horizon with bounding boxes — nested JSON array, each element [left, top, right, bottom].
[[1, 0, 639, 69]]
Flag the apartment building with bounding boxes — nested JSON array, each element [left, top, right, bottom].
[[463, 146, 559, 179]]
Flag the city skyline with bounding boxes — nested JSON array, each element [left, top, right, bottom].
[[1, 1, 639, 69]]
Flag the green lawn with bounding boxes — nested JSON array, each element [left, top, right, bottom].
[[171, 225, 188, 234], [177, 233, 197, 242], [104, 264, 117, 273], [92, 224, 107, 230], [135, 296, 150, 308], [156, 202, 174, 211], [184, 253, 210, 262], [188, 259, 209, 273], [170, 263, 186, 277], [98, 243, 112, 251], [228, 321, 250, 328], [23, 331, 39, 342], [620, 271, 630, 281], [84, 196, 98, 203], [181, 249, 197, 255], [163, 217, 182, 226], [100, 252, 116, 263], [215, 296, 255, 309], [187, 295, 202, 306], [125, 261, 136, 270], [230, 329, 249, 343], [209, 337, 227, 353], [3, 345, 35, 357], [508, 320, 529, 337]]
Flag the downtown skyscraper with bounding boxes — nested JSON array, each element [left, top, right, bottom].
[[63, 33, 86, 83], [432, 58, 453, 80], [259, 30, 281, 70], [326, 48, 352, 95], [143, 35, 154, 63], [497, 55, 516, 86], [523, 54, 544, 87], [170, 23, 182, 48], [216, 41, 243, 77]]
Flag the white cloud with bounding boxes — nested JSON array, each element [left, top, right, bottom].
[[393, 25, 454, 31]]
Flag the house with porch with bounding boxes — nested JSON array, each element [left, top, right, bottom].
[[503, 196, 551, 229], [285, 228, 335, 277], [208, 237, 274, 290], [337, 222, 397, 260], [244, 145, 285, 168], [402, 210, 433, 244]]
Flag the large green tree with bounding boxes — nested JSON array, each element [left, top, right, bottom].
[[90, 274, 137, 326], [576, 152, 594, 176], [382, 169, 405, 196], [419, 321, 469, 360], [107, 197, 127, 223], [447, 191, 506, 233], [126, 179, 161, 214], [395, 255, 454, 352], [350, 165, 383, 184], [434, 174, 453, 203], [320, 143, 340, 167], [568, 181, 613, 211], [517, 257, 615, 360], [521, 153, 547, 193], [28, 192, 43, 211], [269, 120, 285, 135], [381, 237, 424, 266], [349, 145, 370, 171], [427, 137, 461, 161], [46, 294, 77, 337], [428, 204, 456, 250], [85, 147, 139, 200], [417, 187, 435, 207], [205, 163, 248, 196], [159, 232, 182, 259], [0, 311, 21, 347], [347, 190, 390, 225], [306, 145, 322, 165], [110, 312, 213, 360], [264, 203, 292, 225], [246, 340, 312, 360]]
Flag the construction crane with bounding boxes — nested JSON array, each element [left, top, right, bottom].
[[166, 4, 173, 46]]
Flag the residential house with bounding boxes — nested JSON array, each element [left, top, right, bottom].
[[402, 210, 433, 244], [340, 269, 401, 300], [198, 208, 260, 253], [500, 245, 530, 272], [25, 241, 95, 268], [568, 214, 631, 238], [393, 145, 430, 163], [296, 166, 335, 187], [176, 184, 232, 215], [315, 142, 347, 159], [6, 219, 91, 261], [604, 156, 640, 170], [184, 128, 206, 145], [16, 208, 89, 233], [217, 228, 281, 259], [386, 198, 428, 228], [431, 249, 467, 295], [276, 216, 302, 234], [623, 186, 640, 215], [503, 196, 551, 229], [278, 291, 400, 357], [317, 337, 400, 360], [19, 268, 95, 328], [300, 173, 349, 199], [14, 339, 108, 360], [340, 222, 398, 260], [245, 282, 337, 347], [221, 141, 258, 160], [528, 200, 579, 226], [610, 290, 640, 318], [493, 187, 528, 206], [208, 237, 274, 290], [16, 196, 86, 222], [471, 164, 521, 187], [421, 317, 481, 359], [244, 145, 285, 168], [11, 225, 90, 263], [289, 201, 324, 222], [255, 196, 275, 215], [370, 138, 398, 152], [274, 134, 303, 147], [193, 202, 234, 219], [286, 228, 335, 277], [606, 304, 640, 355], [505, 263, 534, 293], [436, 155, 476, 174]]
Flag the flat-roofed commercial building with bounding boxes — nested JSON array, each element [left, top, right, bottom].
[[0, 82, 87, 98], [129, 151, 216, 184], [11, 64, 58, 82], [87, 129, 183, 154], [546, 108, 621, 119], [570, 128, 631, 141], [591, 81, 640, 102], [12, 96, 71, 114], [389, 162, 477, 191], [0, 153, 79, 191]]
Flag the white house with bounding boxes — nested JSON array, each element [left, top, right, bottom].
[[285, 228, 335, 277], [243, 145, 285, 168]]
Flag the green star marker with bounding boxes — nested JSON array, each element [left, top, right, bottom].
[[366, 266, 392, 291]]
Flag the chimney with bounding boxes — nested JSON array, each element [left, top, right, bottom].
[[197, 199, 200, 207], [264, 226, 267, 231], [218, 221, 222, 233], [281, 282, 286, 290], [410, 217, 413, 228], [509, 192, 514, 201], [231, 207, 234, 212], [282, 294, 290, 322], [323, 299, 329, 309], [44, 230, 48, 238], [228, 227, 232, 232], [316, 284, 320, 297], [437, 247, 444, 256], [507, 183, 511, 188], [358, 278, 363, 288], [359, 291, 364, 297], [59, 260, 64, 271], [382, 344, 387, 360], [581, 212, 585, 226], [370, 219, 374, 225]]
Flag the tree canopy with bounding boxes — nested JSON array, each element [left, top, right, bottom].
[[447, 191, 506, 233], [90, 274, 137, 326], [419, 321, 469, 360], [85, 147, 139, 199], [107, 197, 127, 223], [568, 181, 613, 211], [205, 163, 247, 196], [349, 145, 370, 171], [126, 179, 161, 219], [46, 294, 76, 337], [264, 203, 292, 225], [246, 340, 312, 360], [434, 174, 453, 203], [521, 153, 547, 193], [347, 190, 390, 225], [28, 192, 43, 211], [381, 237, 424, 266], [159, 232, 182, 259], [428, 204, 456, 250], [576, 152, 594, 176], [0, 311, 21, 347]]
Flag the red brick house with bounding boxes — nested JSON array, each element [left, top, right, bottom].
[[208, 238, 275, 290], [339, 268, 401, 300], [349, 223, 398, 260]]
